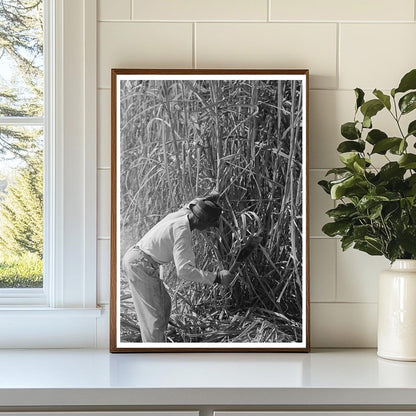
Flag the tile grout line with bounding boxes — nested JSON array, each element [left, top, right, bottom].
[[267, 0, 271, 22], [311, 301, 378, 305], [97, 19, 415, 24], [193, 22, 197, 69], [336, 22, 340, 90], [333, 229, 338, 303], [130, 0, 133, 20]]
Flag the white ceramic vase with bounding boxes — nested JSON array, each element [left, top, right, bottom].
[[378, 259, 416, 361]]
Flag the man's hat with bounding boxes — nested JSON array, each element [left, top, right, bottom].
[[190, 199, 222, 223]]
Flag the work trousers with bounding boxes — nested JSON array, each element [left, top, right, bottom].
[[122, 246, 172, 342]]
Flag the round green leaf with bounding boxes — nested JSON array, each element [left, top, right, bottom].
[[399, 92, 416, 115], [390, 139, 408, 155], [330, 175, 360, 199], [354, 241, 383, 256], [405, 174, 416, 191], [341, 122, 360, 140], [318, 180, 331, 194], [326, 203, 356, 220], [337, 140, 365, 153], [369, 203, 383, 220], [353, 158, 366, 174], [355, 88, 365, 110], [398, 227, 416, 255], [371, 137, 402, 154], [377, 162, 406, 181], [325, 167, 351, 176], [363, 115, 372, 129], [341, 235, 355, 251], [322, 221, 351, 237], [366, 129, 387, 145], [373, 89, 391, 110], [353, 224, 374, 239], [407, 120, 416, 137], [357, 195, 389, 211], [400, 139, 407, 154], [399, 153, 416, 169], [396, 69, 416, 94], [339, 151, 360, 166], [360, 99, 384, 118], [386, 240, 402, 263]]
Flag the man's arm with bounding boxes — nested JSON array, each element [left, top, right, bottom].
[[172, 222, 216, 284]]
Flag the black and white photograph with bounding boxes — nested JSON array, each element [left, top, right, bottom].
[[110, 69, 309, 352]]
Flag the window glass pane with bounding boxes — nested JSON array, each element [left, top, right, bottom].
[[0, 126, 43, 288], [0, 0, 44, 291], [0, 0, 44, 117]]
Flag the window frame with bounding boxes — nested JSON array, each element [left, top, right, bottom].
[[0, 0, 100, 348]]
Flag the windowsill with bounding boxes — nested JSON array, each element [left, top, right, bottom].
[[0, 307, 102, 316], [0, 307, 104, 348], [0, 349, 415, 409], [0, 288, 47, 306]]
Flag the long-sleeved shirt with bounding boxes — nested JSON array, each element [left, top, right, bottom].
[[137, 207, 216, 285]]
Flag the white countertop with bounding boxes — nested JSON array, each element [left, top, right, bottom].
[[0, 348, 416, 407]]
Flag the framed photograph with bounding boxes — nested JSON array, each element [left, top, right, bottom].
[[110, 69, 310, 352]]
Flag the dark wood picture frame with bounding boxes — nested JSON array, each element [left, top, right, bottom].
[[110, 69, 310, 352]]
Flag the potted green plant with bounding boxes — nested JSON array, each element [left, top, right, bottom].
[[319, 68, 416, 361]]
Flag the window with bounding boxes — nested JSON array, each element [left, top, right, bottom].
[[0, 0, 100, 348], [0, 0, 45, 293]]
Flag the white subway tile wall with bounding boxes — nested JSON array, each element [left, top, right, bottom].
[[98, 22, 193, 88], [311, 303, 378, 347], [97, 239, 110, 305], [310, 239, 337, 302], [98, 90, 111, 168], [196, 23, 338, 89], [340, 24, 416, 90], [336, 246, 390, 303], [97, 0, 416, 347], [270, 0, 414, 22], [99, 0, 131, 21], [97, 169, 111, 239], [132, 0, 269, 21], [309, 90, 354, 169]]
